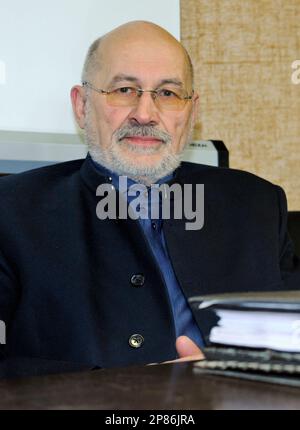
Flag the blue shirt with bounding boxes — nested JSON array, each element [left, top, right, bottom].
[[91, 158, 204, 349]]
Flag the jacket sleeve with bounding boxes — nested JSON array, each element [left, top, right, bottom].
[[276, 185, 300, 288]]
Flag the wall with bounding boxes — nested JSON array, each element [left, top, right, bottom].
[[181, 0, 300, 210]]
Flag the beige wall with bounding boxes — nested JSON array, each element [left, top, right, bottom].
[[181, 0, 300, 210]]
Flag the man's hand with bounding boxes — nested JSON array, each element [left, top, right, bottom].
[[147, 336, 205, 366], [162, 336, 205, 364], [176, 335, 204, 360]]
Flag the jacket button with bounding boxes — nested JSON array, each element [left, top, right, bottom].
[[130, 274, 145, 287], [129, 334, 144, 348]]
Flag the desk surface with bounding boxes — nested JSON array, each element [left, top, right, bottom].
[[0, 360, 300, 410]]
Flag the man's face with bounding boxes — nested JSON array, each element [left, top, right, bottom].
[[74, 34, 198, 183]]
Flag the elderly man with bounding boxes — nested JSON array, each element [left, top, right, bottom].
[[0, 21, 299, 377]]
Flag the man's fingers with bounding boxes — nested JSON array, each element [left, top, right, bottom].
[[175, 335, 205, 359], [147, 336, 205, 366]]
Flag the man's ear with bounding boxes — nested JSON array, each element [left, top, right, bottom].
[[70, 85, 87, 129]]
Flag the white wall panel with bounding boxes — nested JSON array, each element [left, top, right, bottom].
[[0, 0, 180, 134]]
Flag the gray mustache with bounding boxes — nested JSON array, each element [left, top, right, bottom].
[[115, 126, 172, 144]]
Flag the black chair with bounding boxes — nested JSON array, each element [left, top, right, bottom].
[[288, 212, 300, 257]]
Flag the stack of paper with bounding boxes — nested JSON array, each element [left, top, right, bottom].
[[209, 309, 300, 352], [189, 290, 300, 352]]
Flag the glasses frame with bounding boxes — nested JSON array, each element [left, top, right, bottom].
[[82, 81, 194, 110]]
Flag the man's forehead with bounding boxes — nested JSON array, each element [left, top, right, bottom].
[[97, 40, 188, 84], [102, 36, 185, 63], [84, 22, 193, 88]]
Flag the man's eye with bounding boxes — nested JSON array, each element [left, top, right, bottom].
[[159, 89, 177, 98], [115, 87, 135, 95]]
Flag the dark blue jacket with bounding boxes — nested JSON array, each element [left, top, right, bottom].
[[0, 156, 299, 378]]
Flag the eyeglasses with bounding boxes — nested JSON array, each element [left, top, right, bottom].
[[82, 81, 193, 111]]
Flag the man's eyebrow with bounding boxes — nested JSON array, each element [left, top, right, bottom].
[[158, 79, 184, 88], [108, 75, 184, 88], [108, 74, 140, 86]]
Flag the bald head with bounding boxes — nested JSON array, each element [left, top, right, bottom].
[[81, 21, 193, 88]]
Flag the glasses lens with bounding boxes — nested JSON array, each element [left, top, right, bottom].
[[106, 87, 138, 106], [156, 88, 189, 111], [157, 90, 186, 110]]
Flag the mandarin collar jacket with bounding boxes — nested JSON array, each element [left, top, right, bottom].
[[0, 156, 299, 378]]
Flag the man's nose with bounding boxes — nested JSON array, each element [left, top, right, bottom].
[[128, 92, 160, 125]]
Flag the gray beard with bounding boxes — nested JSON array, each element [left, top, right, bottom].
[[85, 131, 187, 187], [84, 101, 192, 185], [87, 140, 182, 185]]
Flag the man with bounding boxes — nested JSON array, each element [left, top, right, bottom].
[[0, 21, 299, 378]]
